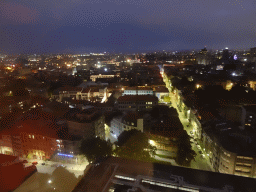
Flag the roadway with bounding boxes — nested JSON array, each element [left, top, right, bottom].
[[162, 75, 214, 172]]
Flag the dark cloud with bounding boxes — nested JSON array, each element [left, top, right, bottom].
[[0, 0, 255, 54]]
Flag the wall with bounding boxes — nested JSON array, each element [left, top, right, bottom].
[[67, 121, 94, 139]]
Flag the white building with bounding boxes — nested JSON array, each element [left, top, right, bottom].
[[110, 112, 143, 141], [122, 87, 153, 96], [116, 95, 158, 112]]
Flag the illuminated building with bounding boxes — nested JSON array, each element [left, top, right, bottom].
[[0, 111, 61, 160], [122, 87, 154, 96], [109, 112, 143, 140]]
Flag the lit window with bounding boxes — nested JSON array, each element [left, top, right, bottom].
[[29, 135, 31, 138], [32, 135, 34, 139], [249, 116, 252, 118]]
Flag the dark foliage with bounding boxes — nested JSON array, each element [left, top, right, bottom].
[[79, 137, 112, 163]]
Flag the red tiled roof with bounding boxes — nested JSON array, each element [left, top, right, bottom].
[[1, 110, 60, 139], [0, 154, 18, 165], [117, 95, 158, 102], [125, 86, 153, 91]]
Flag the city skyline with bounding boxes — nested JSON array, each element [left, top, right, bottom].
[[0, 0, 255, 54]]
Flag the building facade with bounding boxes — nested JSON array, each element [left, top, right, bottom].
[[116, 95, 158, 112], [110, 112, 143, 140], [122, 87, 154, 96], [66, 110, 105, 140]]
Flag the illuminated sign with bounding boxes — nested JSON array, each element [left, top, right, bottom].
[[57, 153, 73, 157]]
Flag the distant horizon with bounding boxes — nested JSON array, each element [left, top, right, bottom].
[[0, 47, 254, 56]]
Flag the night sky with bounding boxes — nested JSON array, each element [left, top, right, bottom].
[[0, 0, 255, 54]]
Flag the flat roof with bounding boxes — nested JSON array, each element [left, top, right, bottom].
[[73, 157, 256, 192]]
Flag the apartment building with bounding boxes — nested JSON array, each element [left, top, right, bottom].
[[65, 108, 105, 140], [0, 115, 60, 160], [202, 122, 256, 178], [110, 112, 143, 140], [116, 95, 158, 112]]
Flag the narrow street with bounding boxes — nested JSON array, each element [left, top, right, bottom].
[[162, 74, 213, 172]]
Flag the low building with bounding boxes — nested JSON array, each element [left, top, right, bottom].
[[110, 112, 143, 140], [116, 95, 158, 112]]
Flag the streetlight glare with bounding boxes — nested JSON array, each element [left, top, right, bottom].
[[48, 180, 52, 184], [149, 140, 155, 145]]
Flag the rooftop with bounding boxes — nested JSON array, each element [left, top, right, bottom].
[[73, 157, 256, 192], [125, 86, 153, 91], [117, 95, 158, 102], [0, 154, 18, 165], [153, 86, 169, 92]]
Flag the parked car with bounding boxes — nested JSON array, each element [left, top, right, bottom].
[[42, 163, 45, 165], [198, 151, 203, 154]]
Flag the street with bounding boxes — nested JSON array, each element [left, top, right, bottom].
[[15, 159, 89, 192], [163, 75, 213, 172], [22, 159, 88, 178]]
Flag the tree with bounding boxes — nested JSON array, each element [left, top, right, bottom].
[[175, 130, 196, 167], [115, 130, 156, 161], [163, 96, 171, 103], [79, 137, 112, 163], [150, 106, 160, 119]]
